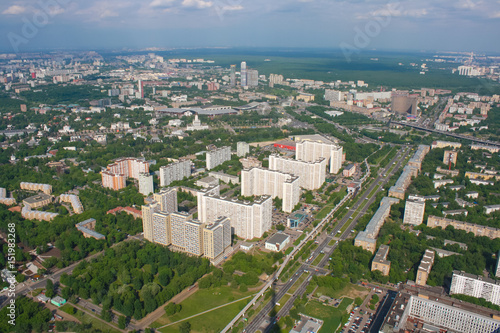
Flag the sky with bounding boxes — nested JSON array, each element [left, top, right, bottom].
[[0, 0, 499, 53]]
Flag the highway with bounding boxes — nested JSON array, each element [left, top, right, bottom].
[[242, 146, 410, 333], [391, 120, 500, 147]]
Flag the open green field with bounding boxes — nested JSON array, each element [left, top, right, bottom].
[[315, 203, 335, 221], [304, 297, 353, 333], [157, 297, 250, 333], [153, 285, 257, 328], [315, 283, 370, 300]]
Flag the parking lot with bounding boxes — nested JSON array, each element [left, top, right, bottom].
[[340, 287, 390, 333]]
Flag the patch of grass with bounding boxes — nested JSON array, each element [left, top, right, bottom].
[[153, 285, 256, 327], [312, 253, 325, 266], [157, 297, 249, 333], [275, 294, 291, 312], [304, 298, 353, 333], [30, 288, 44, 297], [315, 283, 369, 300], [288, 273, 308, 295]]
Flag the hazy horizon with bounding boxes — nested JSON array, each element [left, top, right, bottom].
[[1, 0, 499, 54]]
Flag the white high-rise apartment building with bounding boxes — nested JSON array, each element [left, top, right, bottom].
[[206, 146, 231, 170], [203, 217, 231, 260], [241, 167, 300, 213], [184, 220, 204, 256], [295, 140, 344, 174], [142, 201, 159, 242], [170, 211, 193, 250], [151, 212, 170, 246], [330, 145, 344, 174], [403, 195, 426, 225], [237, 142, 250, 157], [450, 270, 500, 306], [241, 61, 247, 87], [197, 188, 272, 239], [496, 251, 500, 278], [268, 154, 327, 190], [138, 173, 154, 196], [159, 160, 191, 187], [153, 187, 178, 215]]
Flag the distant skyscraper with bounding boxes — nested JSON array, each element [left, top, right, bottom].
[[247, 69, 259, 87], [241, 61, 247, 87], [138, 80, 144, 99], [391, 92, 417, 115], [230, 65, 236, 87]]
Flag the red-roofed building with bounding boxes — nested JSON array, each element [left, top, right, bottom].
[[107, 206, 142, 219]]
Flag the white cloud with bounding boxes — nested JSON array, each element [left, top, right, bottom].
[[150, 0, 176, 8], [359, 4, 428, 19], [2, 5, 27, 15], [182, 0, 213, 9], [455, 0, 481, 9], [490, 11, 500, 18], [221, 5, 244, 11]]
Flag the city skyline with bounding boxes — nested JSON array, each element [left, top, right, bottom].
[[0, 0, 500, 53]]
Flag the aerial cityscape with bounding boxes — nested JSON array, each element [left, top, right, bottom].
[[1, 1, 500, 333]]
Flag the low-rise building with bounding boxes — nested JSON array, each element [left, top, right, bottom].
[[240, 157, 262, 169], [485, 205, 500, 215], [427, 215, 500, 239], [287, 212, 306, 228], [355, 197, 400, 253], [75, 218, 105, 240], [416, 249, 435, 286], [265, 232, 290, 252], [371, 245, 391, 276], [443, 209, 468, 217], [433, 179, 454, 188], [343, 164, 356, 177], [196, 176, 219, 188], [23, 193, 52, 209], [209, 171, 239, 185]]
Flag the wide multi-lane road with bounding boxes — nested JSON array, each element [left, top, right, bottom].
[[243, 146, 410, 333]]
